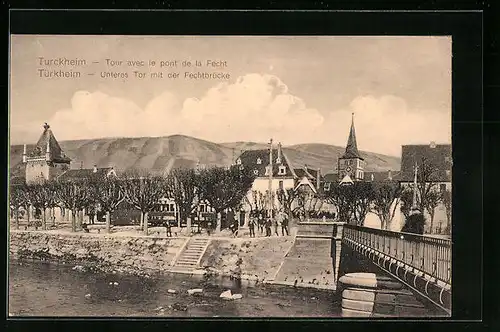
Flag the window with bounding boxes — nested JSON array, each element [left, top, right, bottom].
[[324, 182, 331, 191], [253, 169, 259, 175], [279, 180, 284, 190], [360, 171, 364, 179], [440, 184, 447, 192], [236, 158, 241, 165], [445, 170, 451, 177], [265, 166, 271, 176], [199, 205, 206, 212], [278, 166, 286, 175], [276, 157, 281, 164], [239, 165, 244, 171], [256, 158, 262, 164]]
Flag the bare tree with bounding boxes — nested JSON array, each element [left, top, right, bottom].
[[276, 188, 296, 221], [371, 181, 402, 230], [166, 168, 199, 232], [29, 182, 57, 230], [55, 180, 90, 232], [197, 166, 255, 232], [122, 171, 166, 235], [399, 187, 414, 220], [94, 177, 125, 233], [441, 188, 452, 234], [9, 184, 27, 230], [424, 190, 442, 234]]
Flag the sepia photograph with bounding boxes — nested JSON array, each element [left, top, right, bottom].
[[8, 34, 452, 318]]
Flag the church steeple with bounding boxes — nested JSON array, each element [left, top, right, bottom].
[[342, 113, 364, 160], [337, 113, 365, 182]]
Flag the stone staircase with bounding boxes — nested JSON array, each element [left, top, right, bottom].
[[170, 237, 211, 273]]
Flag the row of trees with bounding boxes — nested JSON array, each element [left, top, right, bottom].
[[9, 166, 256, 234]]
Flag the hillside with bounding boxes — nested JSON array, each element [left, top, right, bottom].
[[10, 135, 400, 178]]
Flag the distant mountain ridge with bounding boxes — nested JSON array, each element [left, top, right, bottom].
[[9, 135, 401, 178]]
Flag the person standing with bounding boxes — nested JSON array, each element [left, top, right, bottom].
[[281, 210, 289, 236], [274, 210, 281, 236], [258, 213, 264, 235], [248, 215, 256, 238], [265, 216, 272, 237]]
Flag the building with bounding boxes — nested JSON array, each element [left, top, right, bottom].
[[23, 123, 71, 184], [337, 113, 365, 184], [293, 165, 322, 194], [237, 142, 297, 210]]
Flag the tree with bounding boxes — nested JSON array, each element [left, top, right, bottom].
[[122, 171, 166, 235], [28, 181, 57, 230], [424, 189, 441, 234], [94, 177, 125, 233], [416, 157, 442, 234], [198, 166, 255, 232], [351, 182, 375, 225], [166, 168, 199, 232], [9, 185, 27, 230], [441, 188, 452, 234], [371, 181, 402, 230], [399, 187, 414, 221], [276, 188, 296, 221], [322, 182, 374, 225], [55, 180, 90, 232]]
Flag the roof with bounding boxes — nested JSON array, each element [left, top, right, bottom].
[[294, 167, 319, 180], [322, 170, 400, 184], [28, 123, 71, 163], [237, 148, 296, 178], [399, 144, 452, 182], [341, 114, 363, 160], [57, 167, 115, 182]]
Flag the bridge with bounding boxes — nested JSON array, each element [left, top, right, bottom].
[[288, 221, 451, 317]]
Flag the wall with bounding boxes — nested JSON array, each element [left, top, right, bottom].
[[9, 231, 186, 276]]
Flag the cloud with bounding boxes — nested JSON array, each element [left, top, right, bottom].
[[13, 75, 450, 157], [319, 95, 451, 156], [28, 73, 325, 144]]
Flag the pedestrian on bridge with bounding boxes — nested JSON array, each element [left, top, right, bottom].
[[281, 210, 289, 236]]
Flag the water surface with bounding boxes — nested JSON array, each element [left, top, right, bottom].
[[9, 259, 341, 317]]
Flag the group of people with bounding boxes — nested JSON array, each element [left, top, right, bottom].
[[248, 209, 290, 238]]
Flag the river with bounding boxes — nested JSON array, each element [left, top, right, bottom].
[[8, 259, 341, 317]]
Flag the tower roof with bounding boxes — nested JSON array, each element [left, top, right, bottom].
[[31, 123, 71, 163], [341, 113, 364, 160]]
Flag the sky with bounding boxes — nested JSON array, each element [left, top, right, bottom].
[[9, 35, 452, 156]]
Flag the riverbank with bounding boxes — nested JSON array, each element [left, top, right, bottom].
[[10, 229, 335, 290]]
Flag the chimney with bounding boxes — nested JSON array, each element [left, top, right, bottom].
[[304, 164, 308, 172], [93, 165, 98, 173], [316, 168, 321, 190], [371, 174, 374, 181], [276, 142, 282, 163], [388, 170, 392, 180], [22, 144, 27, 163], [45, 140, 51, 161], [80, 161, 84, 170]]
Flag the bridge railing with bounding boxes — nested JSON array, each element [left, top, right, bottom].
[[343, 224, 452, 285]]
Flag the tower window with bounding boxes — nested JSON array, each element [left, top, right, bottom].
[[278, 166, 286, 175], [324, 182, 331, 191], [253, 169, 259, 175], [236, 158, 241, 165], [256, 158, 262, 164]]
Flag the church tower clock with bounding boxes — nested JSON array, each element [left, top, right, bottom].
[[337, 113, 364, 183]]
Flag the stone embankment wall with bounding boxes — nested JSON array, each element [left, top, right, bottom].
[[9, 231, 186, 276], [199, 237, 294, 282]]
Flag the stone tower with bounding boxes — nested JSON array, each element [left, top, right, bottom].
[[23, 123, 71, 184], [337, 113, 365, 182]]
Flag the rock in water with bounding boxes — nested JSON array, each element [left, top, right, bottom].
[[187, 288, 203, 295], [219, 290, 232, 299], [231, 294, 243, 300]]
